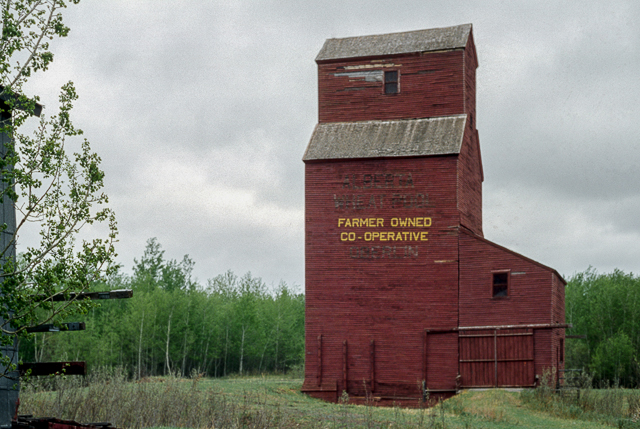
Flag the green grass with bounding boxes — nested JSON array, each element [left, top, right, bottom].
[[20, 372, 633, 428], [182, 376, 628, 428]]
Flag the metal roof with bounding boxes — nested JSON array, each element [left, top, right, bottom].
[[316, 24, 472, 62], [303, 115, 467, 161]]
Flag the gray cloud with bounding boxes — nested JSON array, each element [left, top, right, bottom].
[[15, 1, 640, 285]]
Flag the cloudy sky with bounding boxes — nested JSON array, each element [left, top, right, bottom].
[[20, 1, 640, 288]]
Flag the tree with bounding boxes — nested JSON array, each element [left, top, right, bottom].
[[0, 0, 117, 378], [566, 268, 640, 386], [590, 332, 636, 386]]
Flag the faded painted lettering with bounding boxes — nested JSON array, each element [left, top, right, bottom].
[[349, 246, 419, 259]]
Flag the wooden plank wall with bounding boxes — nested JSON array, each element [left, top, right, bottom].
[[317, 51, 465, 123], [458, 230, 565, 383], [463, 31, 477, 129], [458, 230, 555, 328], [303, 156, 461, 398], [457, 125, 483, 237]]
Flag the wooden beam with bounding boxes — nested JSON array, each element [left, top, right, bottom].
[[20, 361, 86, 376], [26, 322, 85, 333], [317, 335, 322, 387], [33, 289, 133, 302], [369, 339, 375, 393], [342, 340, 348, 393]]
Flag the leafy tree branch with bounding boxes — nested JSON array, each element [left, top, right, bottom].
[[0, 0, 117, 375]]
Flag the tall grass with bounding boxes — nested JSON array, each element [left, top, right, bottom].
[[520, 369, 640, 428], [23, 369, 636, 429], [20, 370, 457, 429], [20, 369, 293, 429]]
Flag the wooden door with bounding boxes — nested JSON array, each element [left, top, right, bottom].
[[459, 329, 535, 388]]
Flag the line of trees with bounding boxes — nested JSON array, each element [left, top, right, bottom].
[[566, 268, 640, 387], [19, 241, 640, 387], [19, 238, 305, 378]]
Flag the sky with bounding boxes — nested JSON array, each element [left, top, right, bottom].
[[19, 1, 640, 289]]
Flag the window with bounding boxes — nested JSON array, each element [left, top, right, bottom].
[[492, 271, 510, 298], [384, 70, 399, 94]]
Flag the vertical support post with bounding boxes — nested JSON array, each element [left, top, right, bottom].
[[556, 344, 560, 390], [533, 329, 537, 387], [317, 334, 322, 387], [0, 101, 19, 428], [369, 339, 375, 392], [423, 329, 429, 388], [494, 329, 498, 387], [342, 340, 348, 393]]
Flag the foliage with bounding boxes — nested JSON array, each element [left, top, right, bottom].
[[20, 238, 305, 378], [565, 268, 640, 386], [591, 332, 635, 386], [0, 0, 117, 373]]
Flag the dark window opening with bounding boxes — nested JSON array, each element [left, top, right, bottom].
[[559, 338, 564, 363], [492, 271, 509, 297], [384, 71, 398, 94]]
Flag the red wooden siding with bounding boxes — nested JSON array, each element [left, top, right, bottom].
[[458, 230, 566, 386], [457, 125, 483, 236], [457, 32, 482, 236], [303, 156, 461, 398], [318, 51, 466, 123], [463, 32, 477, 129], [533, 329, 554, 383], [458, 230, 555, 328], [304, 25, 565, 404]]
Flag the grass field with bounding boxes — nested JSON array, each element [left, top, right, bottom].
[[19, 372, 639, 428]]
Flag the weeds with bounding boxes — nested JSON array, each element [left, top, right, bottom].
[[520, 368, 640, 427], [22, 370, 633, 429], [338, 389, 350, 428], [20, 368, 296, 429]]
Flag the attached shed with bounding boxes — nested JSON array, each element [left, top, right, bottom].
[[302, 24, 566, 405]]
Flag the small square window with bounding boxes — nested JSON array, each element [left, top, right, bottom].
[[384, 71, 399, 94], [492, 271, 510, 298]]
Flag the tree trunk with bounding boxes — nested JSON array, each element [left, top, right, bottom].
[[201, 331, 211, 375], [223, 326, 229, 377], [138, 309, 145, 379], [259, 331, 272, 372], [151, 312, 158, 376], [165, 310, 173, 375], [239, 325, 246, 375], [37, 333, 46, 362], [34, 334, 39, 363], [275, 322, 279, 373], [181, 306, 190, 376], [199, 306, 208, 374]]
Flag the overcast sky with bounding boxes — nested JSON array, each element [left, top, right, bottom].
[[20, 1, 640, 288]]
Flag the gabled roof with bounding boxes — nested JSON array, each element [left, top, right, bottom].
[[316, 24, 472, 62], [303, 115, 466, 161]]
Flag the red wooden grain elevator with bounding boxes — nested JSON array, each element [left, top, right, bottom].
[[302, 24, 566, 405]]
